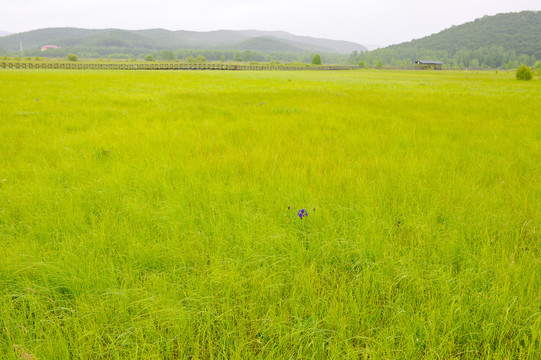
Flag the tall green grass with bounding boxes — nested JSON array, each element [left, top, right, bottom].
[[0, 69, 539, 359]]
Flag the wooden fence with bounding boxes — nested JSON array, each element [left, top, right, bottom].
[[0, 62, 360, 71]]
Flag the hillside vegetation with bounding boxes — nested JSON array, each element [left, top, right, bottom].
[[4, 11, 540, 68], [361, 11, 541, 68], [0, 27, 366, 60]]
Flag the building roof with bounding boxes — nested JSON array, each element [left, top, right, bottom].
[[41, 45, 61, 50], [415, 60, 443, 65]]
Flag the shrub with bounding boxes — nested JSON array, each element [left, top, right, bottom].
[[535, 62, 541, 76], [145, 55, 155, 62], [196, 55, 207, 63], [516, 64, 533, 80], [311, 54, 322, 65], [358, 58, 365, 67], [67, 54, 78, 61]]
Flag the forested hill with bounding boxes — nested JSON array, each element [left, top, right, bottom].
[[364, 11, 541, 68], [0, 27, 366, 58]]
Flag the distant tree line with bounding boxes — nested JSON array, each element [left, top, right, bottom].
[[1, 44, 538, 69], [357, 46, 537, 69], [0, 45, 356, 65]]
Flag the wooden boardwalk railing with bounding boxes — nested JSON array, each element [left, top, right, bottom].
[[0, 61, 360, 71]]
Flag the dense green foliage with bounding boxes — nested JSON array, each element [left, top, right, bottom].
[[3, 11, 541, 69], [67, 53, 78, 61], [516, 64, 533, 80], [226, 37, 306, 52], [361, 11, 540, 68], [311, 54, 322, 65], [0, 27, 364, 60], [0, 69, 539, 359]]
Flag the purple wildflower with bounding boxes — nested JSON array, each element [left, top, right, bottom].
[[297, 209, 308, 219]]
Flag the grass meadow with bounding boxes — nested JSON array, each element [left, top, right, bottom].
[[0, 69, 539, 359]]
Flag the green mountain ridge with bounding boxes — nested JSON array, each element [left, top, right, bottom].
[[0, 27, 366, 56], [3, 11, 539, 67], [394, 11, 540, 56], [365, 11, 541, 68]]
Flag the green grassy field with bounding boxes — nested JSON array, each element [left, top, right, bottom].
[[0, 69, 539, 359]]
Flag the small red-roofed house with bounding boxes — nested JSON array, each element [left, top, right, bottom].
[[41, 45, 61, 52]]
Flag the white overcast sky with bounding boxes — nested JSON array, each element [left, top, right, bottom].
[[1, 0, 539, 47]]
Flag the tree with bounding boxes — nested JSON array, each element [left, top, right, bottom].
[[145, 54, 155, 62], [358, 58, 365, 67], [160, 50, 175, 61], [376, 60, 383, 68], [196, 55, 207, 63], [515, 64, 533, 80], [311, 54, 322, 65], [67, 54, 78, 61], [348, 51, 359, 65]]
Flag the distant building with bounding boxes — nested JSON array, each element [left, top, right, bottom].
[[415, 60, 443, 70], [41, 45, 61, 52]]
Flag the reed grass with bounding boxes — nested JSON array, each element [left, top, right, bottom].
[[0, 69, 539, 359]]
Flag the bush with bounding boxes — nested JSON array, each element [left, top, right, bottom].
[[145, 55, 155, 62], [67, 54, 78, 62], [311, 54, 322, 65], [535, 62, 541, 76], [515, 64, 532, 80], [358, 58, 365, 67]]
